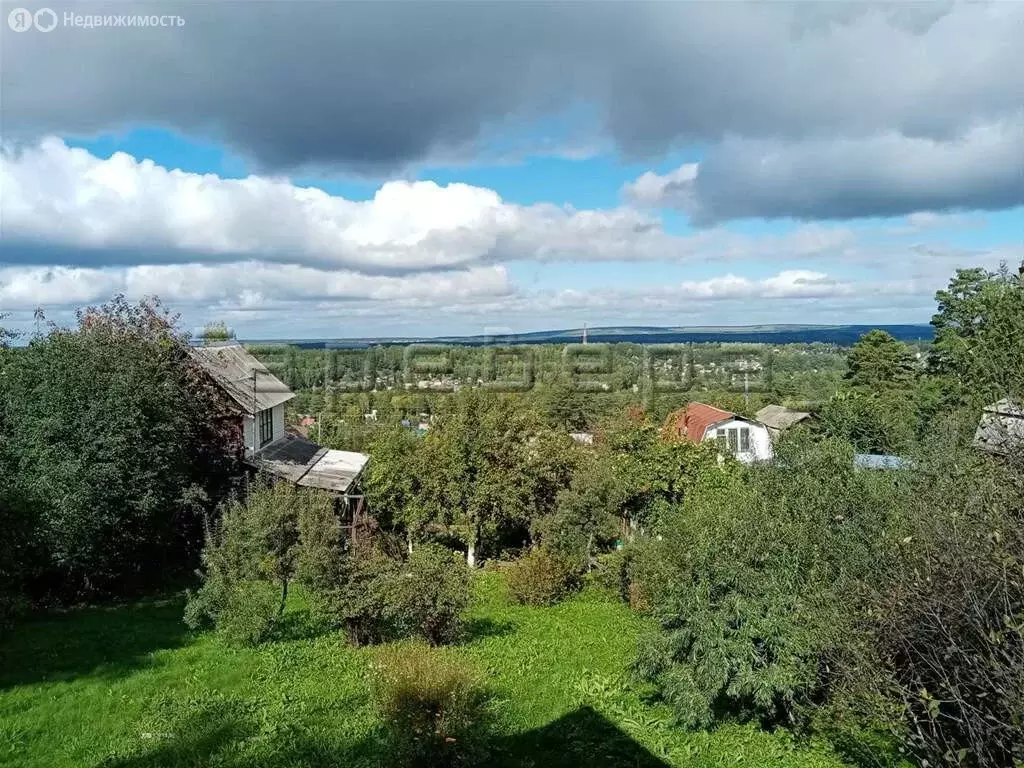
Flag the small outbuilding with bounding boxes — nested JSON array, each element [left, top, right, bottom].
[[190, 343, 370, 524], [754, 405, 813, 439]]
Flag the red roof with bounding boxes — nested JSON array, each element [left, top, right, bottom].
[[676, 402, 735, 443]]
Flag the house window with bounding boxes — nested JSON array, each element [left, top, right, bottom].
[[717, 425, 751, 455], [258, 408, 273, 447]]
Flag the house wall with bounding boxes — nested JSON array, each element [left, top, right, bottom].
[[702, 418, 773, 464], [243, 403, 288, 457], [273, 403, 285, 443]]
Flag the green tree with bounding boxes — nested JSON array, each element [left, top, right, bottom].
[[930, 265, 1024, 401], [364, 425, 422, 546], [845, 330, 917, 389], [410, 391, 566, 566], [633, 436, 902, 729], [2, 297, 240, 599], [185, 479, 334, 642], [818, 389, 915, 455]]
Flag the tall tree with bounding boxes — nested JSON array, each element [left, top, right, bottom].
[[200, 321, 236, 344], [930, 265, 1024, 401], [2, 297, 241, 599], [845, 330, 917, 389], [410, 391, 570, 566]]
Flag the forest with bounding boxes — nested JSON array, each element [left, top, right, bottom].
[[0, 264, 1022, 768]]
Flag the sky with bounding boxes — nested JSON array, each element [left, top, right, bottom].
[[1, 1, 1022, 339]]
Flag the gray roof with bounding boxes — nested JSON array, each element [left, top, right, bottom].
[[190, 343, 294, 414], [755, 405, 813, 431], [973, 399, 1024, 455], [249, 433, 369, 494]]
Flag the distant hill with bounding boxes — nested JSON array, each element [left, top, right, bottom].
[[244, 324, 934, 349]]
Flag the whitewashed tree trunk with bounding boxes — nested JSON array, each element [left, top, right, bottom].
[[407, 531, 413, 555], [466, 540, 476, 568]]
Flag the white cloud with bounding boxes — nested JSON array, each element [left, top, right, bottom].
[[0, 263, 512, 311], [1, 138, 868, 271]]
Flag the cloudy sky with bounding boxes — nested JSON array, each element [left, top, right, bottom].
[[1, 1, 1021, 338]]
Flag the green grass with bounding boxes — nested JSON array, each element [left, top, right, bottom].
[[1, 574, 851, 768]]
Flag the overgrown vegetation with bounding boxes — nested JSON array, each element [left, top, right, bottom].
[[0, 297, 241, 603], [2, 263, 1022, 766], [372, 642, 491, 767]]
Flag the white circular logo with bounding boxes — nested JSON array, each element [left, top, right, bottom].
[[7, 7, 33, 31], [34, 7, 57, 32]]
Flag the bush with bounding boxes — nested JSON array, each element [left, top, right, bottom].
[[184, 480, 333, 646], [505, 548, 579, 606], [303, 543, 470, 647], [395, 544, 471, 645], [307, 551, 404, 647], [373, 642, 491, 767], [866, 435, 1024, 766], [633, 437, 901, 729], [212, 580, 281, 646]]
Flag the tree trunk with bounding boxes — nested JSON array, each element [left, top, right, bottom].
[[407, 530, 413, 555]]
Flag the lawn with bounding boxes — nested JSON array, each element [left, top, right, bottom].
[[0, 574, 850, 768]]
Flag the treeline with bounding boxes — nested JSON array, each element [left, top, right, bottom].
[[255, 338, 848, 406]]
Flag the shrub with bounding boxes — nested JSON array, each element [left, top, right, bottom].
[[633, 437, 901, 729], [505, 548, 579, 606], [866, 435, 1024, 766], [587, 548, 629, 599], [184, 479, 333, 645], [395, 544, 471, 645], [302, 542, 470, 647], [372, 642, 491, 767], [307, 551, 403, 647], [212, 580, 281, 646]]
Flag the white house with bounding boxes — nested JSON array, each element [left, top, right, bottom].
[[673, 402, 774, 463]]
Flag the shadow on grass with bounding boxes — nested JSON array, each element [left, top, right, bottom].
[[462, 615, 516, 643], [493, 705, 671, 767], [90, 703, 669, 768], [94, 701, 385, 768], [0, 598, 190, 691]]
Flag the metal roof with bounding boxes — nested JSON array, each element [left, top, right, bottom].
[[973, 399, 1024, 455], [190, 343, 294, 414], [248, 432, 369, 494], [755, 405, 812, 431], [677, 402, 738, 442]]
